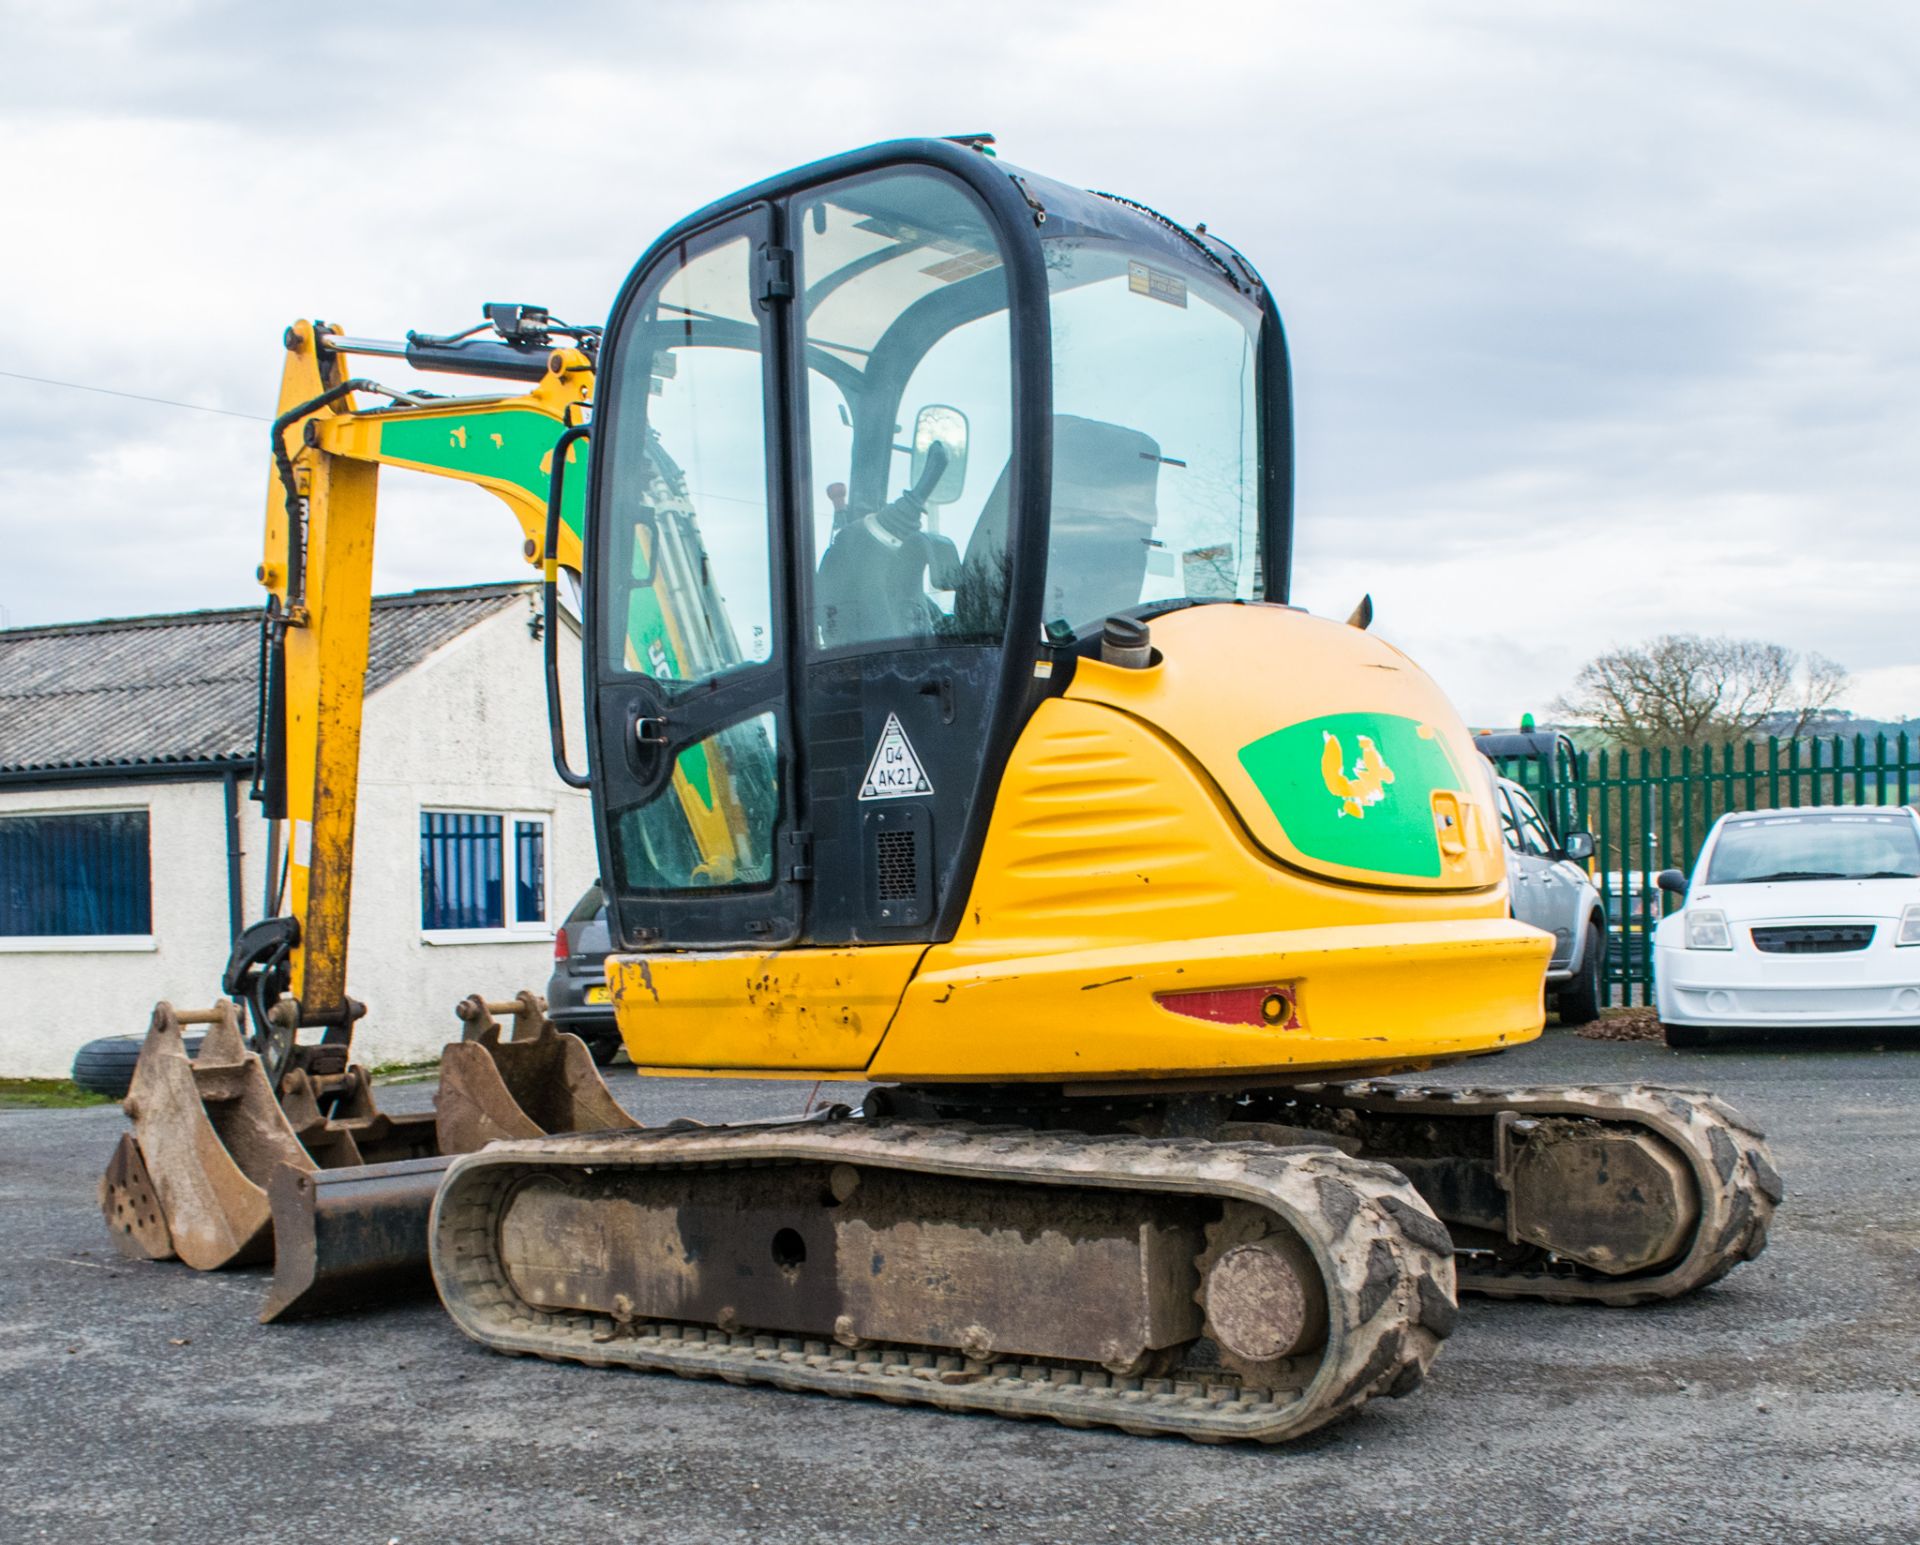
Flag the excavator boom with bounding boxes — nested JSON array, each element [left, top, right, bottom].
[[101, 312, 677, 1319]]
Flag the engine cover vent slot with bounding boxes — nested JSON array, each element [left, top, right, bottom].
[[863, 804, 932, 929], [876, 830, 917, 900]]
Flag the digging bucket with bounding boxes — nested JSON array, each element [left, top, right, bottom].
[[436, 991, 639, 1153], [101, 990, 640, 1321]]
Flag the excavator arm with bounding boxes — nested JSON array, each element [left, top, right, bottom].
[[240, 315, 594, 1069], [99, 308, 695, 1318]]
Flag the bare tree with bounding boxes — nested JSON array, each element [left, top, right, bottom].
[[1554, 634, 1848, 748]]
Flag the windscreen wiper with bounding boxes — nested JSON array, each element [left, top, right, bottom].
[[1737, 870, 1846, 883]]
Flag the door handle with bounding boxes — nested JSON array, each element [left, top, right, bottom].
[[635, 717, 669, 747]]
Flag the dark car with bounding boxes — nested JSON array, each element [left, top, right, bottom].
[[546, 882, 622, 1066]]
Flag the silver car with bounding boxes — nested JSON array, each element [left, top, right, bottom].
[[1494, 775, 1606, 1024]]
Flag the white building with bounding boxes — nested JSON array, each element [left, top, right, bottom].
[[0, 582, 595, 1078]]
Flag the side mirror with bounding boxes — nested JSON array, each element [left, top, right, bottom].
[[1656, 868, 1689, 896], [910, 404, 969, 505], [1561, 831, 1595, 862]]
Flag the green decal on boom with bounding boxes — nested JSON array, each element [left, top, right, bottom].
[[377, 410, 588, 541], [1237, 712, 1463, 879]]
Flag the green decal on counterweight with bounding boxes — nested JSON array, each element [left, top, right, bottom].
[[1237, 712, 1462, 879]]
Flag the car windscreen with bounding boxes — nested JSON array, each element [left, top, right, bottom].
[[1704, 813, 1920, 884]]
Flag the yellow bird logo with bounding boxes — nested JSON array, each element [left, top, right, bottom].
[[1322, 732, 1395, 819]]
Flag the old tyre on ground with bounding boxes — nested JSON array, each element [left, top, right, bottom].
[[71, 1033, 204, 1099], [1556, 924, 1605, 1027]]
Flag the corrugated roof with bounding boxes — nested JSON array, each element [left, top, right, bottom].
[[0, 583, 532, 777]]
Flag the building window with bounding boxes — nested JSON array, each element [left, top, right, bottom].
[[0, 810, 153, 938], [513, 820, 546, 924], [420, 810, 548, 937]]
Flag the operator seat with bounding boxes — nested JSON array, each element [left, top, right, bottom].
[[954, 414, 1163, 636]]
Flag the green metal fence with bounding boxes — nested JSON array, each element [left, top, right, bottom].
[[1491, 734, 1920, 1006]]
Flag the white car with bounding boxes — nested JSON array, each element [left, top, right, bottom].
[[1653, 805, 1920, 1045]]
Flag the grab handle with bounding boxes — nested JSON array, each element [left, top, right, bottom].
[[543, 423, 593, 790]]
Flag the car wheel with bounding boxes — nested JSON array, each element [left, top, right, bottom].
[[70, 1033, 205, 1099], [588, 1035, 622, 1068], [1662, 1023, 1711, 1049], [1557, 924, 1605, 1027]]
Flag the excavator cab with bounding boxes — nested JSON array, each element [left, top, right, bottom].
[[575, 140, 1556, 1083], [584, 140, 1285, 966]]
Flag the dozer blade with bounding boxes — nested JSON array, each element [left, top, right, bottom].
[[266, 998, 636, 1319], [259, 1155, 453, 1322], [435, 992, 639, 1154], [105, 1002, 313, 1270]]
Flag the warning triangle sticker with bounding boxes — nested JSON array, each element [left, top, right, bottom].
[[858, 712, 933, 800]]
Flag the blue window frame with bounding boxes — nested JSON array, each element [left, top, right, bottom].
[[0, 810, 152, 937], [420, 810, 549, 934]]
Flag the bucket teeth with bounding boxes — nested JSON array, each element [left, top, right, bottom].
[[99, 1131, 175, 1262]]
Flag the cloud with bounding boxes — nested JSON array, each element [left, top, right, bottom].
[[1, 0, 1915, 729]]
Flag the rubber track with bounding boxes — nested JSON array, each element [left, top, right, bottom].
[[431, 1118, 1458, 1443], [1299, 1082, 1782, 1305]]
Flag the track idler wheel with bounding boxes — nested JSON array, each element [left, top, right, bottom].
[[1196, 1204, 1331, 1384]]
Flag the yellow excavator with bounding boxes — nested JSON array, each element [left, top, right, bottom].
[[102, 136, 1779, 1443]]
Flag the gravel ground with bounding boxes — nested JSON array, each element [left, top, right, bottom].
[[2, 1029, 1916, 1544]]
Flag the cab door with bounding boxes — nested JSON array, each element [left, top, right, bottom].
[[586, 207, 803, 948], [786, 168, 1027, 945]]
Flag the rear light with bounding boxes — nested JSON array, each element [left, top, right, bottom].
[[1155, 984, 1301, 1029], [553, 929, 569, 962]]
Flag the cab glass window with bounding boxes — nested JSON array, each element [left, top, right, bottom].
[[1040, 238, 1263, 635], [796, 173, 1013, 653], [611, 713, 780, 892], [600, 233, 774, 683]]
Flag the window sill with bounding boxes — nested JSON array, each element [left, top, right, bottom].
[[0, 935, 157, 954], [420, 928, 553, 947]]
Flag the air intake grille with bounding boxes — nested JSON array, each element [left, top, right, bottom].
[[875, 830, 918, 901], [1750, 925, 1874, 954]]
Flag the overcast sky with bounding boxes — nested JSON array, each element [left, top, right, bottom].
[[2, 1, 1915, 725]]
